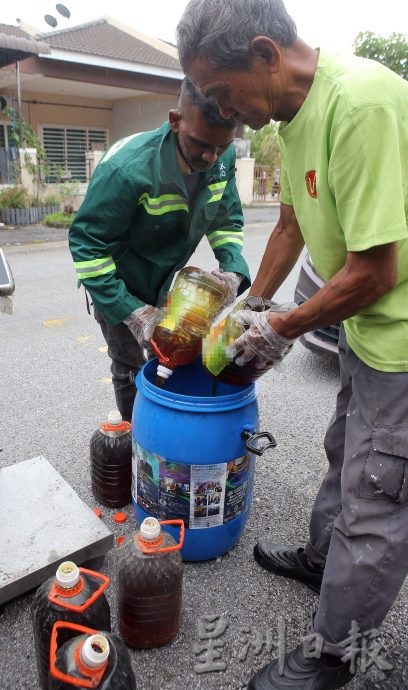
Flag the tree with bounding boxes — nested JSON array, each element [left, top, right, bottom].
[[353, 32, 408, 80], [244, 122, 281, 167]]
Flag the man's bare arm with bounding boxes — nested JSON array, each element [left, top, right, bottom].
[[249, 203, 304, 298], [270, 242, 398, 339]]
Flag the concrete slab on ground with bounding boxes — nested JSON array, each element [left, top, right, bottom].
[[0, 456, 113, 605]]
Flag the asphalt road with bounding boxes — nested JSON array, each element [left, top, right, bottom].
[[0, 207, 407, 689]]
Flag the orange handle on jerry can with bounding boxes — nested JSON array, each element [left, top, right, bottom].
[[48, 567, 110, 612], [50, 621, 108, 688], [137, 519, 185, 554]]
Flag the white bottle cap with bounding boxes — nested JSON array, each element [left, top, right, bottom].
[[81, 634, 110, 669], [140, 517, 161, 541], [55, 561, 80, 589], [107, 409, 122, 425], [157, 364, 174, 380]]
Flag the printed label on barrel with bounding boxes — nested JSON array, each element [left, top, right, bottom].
[[132, 442, 250, 528]]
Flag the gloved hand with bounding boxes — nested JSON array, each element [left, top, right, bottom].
[[211, 269, 243, 308], [123, 305, 163, 349], [229, 308, 296, 369], [235, 295, 277, 312]]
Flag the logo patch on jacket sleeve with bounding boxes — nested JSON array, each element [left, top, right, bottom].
[[305, 170, 317, 198]]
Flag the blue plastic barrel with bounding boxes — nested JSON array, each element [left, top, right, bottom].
[[131, 358, 274, 561]]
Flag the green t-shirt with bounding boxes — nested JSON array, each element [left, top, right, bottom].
[[279, 50, 408, 372]]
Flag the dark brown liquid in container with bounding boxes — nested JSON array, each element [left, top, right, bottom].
[[90, 417, 132, 508], [212, 361, 271, 386], [50, 632, 135, 690], [117, 531, 183, 649], [32, 570, 111, 690]]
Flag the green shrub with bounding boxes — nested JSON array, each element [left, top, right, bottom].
[[43, 192, 61, 207], [0, 186, 30, 209], [42, 211, 76, 228]]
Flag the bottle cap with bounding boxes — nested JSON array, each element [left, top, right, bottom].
[[55, 561, 80, 589], [81, 634, 110, 669], [106, 409, 122, 425], [114, 512, 127, 524], [140, 517, 161, 541], [157, 364, 174, 380]]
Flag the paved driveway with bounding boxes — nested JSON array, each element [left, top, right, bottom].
[[0, 211, 406, 689]]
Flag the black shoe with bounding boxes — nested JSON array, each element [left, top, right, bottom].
[[248, 643, 353, 690], [254, 542, 323, 594]]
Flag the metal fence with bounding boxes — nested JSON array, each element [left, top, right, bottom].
[[0, 205, 60, 225], [0, 147, 20, 185], [253, 165, 279, 203]]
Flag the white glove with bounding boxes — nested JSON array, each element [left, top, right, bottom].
[[229, 307, 296, 369], [123, 305, 163, 349], [211, 269, 243, 308]]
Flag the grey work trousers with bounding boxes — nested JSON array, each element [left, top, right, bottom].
[[94, 308, 145, 422], [303, 327, 408, 651]]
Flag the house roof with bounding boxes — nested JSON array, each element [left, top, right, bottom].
[[36, 17, 181, 71], [0, 23, 28, 38], [0, 31, 50, 67]]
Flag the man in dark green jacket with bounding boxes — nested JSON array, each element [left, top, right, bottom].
[[69, 78, 250, 420]]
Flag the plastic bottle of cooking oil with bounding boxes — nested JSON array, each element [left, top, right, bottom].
[[150, 267, 228, 386], [31, 562, 111, 690], [203, 301, 297, 386], [117, 517, 184, 648], [90, 410, 132, 508], [49, 622, 136, 689]]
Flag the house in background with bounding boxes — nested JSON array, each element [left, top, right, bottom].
[[0, 16, 182, 193], [0, 16, 254, 206]]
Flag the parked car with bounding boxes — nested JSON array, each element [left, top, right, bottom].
[[294, 253, 340, 356], [0, 248, 14, 296]]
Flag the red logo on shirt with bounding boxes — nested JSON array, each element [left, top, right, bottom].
[[305, 170, 317, 198]]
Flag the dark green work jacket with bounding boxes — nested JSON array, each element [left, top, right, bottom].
[[69, 121, 250, 325]]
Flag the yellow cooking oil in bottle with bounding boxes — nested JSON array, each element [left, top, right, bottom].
[[150, 267, 228, 386]]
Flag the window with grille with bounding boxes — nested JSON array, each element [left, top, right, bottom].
[[0, 125, 18, 185], [0, 124, 15, 149], [41, 126, 108, 182]]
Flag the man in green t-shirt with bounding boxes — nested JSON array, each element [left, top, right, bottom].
[[177, 1, 408, 688]]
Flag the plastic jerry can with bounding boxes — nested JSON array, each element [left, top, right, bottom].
[[150, 266, 228, 385], [49, 621, 136, 689], [117, 517, 184, 648], [90, 410, 132, 507], [31, 561, 111, 690]]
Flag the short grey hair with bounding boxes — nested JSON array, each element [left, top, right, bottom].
[[176, 0, 297, 70]]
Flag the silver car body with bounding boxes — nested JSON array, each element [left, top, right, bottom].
[[294, 254, 340, 356]]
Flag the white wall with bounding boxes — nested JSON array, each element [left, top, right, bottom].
[[235, 158, 255, 205], [111, 94, 176, 142]]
